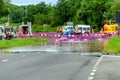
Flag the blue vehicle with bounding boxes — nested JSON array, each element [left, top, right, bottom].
[[62, 26, 75, 35], [65, 27, 75, 35]]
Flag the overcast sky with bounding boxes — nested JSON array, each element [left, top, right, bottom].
[[10, 0, 58, 5]]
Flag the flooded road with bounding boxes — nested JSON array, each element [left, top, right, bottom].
[[5, 39, 104, 57]]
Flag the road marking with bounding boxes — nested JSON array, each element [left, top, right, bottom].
[[104, 55, 120, 58], [21, 55, 27, 57], [88, 77, 93, 80], [90, 72, 95, 76], [93, 66, 98, 69], [92, 69, 96, 72], [88, 55, 104, 80], [2, 59, 8, 62], [94, 55, 103, 67]]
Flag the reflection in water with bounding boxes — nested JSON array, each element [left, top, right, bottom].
[[7, 40, 104, 55]]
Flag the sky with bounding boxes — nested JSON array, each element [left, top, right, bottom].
[[10, 0, 58, 5]]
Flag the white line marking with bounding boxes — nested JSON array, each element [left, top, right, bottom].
[[93, 67, 98, 69], [2, 59, 8, 62], [92, 69, 96, 72], [90, 72, 95, 76], [88, 77, 93, 80], [21, 55, 27, 57], [94, 55, 103, 67], [103, 55, 120, 58], [88, 55, 104, 80]]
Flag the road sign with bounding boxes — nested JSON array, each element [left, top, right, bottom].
[[115, 14, 120, 23], [67, 22, 73, 26]]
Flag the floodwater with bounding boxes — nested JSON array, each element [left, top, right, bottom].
[[0, 32, 110, 55], [2, 39, 104, 56]]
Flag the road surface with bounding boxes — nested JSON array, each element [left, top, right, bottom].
[[0, 52, 99, 80], [93, 55, 120, 80]]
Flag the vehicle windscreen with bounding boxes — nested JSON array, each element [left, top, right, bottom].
[[78, 27, 82, 30], [5, 28, 10, 32], [0, 28, 3, 33], [22, 26, 28, 34], [83, 27, 90, 30]]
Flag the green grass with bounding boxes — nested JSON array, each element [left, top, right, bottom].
[[104, 36, 120, 55], [0, 37, 49, 49]]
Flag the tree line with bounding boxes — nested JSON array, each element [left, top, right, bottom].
[[0, 0, 120, 31]]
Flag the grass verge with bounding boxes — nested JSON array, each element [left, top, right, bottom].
[[0, 37, 49, 49], [103, 36, 120, 55]]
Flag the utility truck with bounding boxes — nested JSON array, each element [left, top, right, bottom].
[[18, 23, 32, 36], [103, 20, 118, 34]]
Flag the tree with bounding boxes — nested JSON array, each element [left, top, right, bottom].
[[103, 0, 114, 20], [35, 2, 47, 14], [80, 0, 112, 31], [55, 0, 69, 25], [0, 0, 4, 18], [27, 2, 49, 24], [34, 13, 47, 25], [66, 0, 82, 24], [55, 0, 83, 26], [112, 0, 120, 14], [0, 0, 117, 31], [10, 6, 24, 23], [4, 0, 11, 3]]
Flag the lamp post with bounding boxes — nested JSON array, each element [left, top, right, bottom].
[[22, 5, 28, 25], [8, 8, 10, 26]]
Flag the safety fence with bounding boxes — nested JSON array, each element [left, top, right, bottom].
[[16, 32, 120, 42]]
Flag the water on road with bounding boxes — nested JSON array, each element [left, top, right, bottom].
[[4, 40, 103, 57]]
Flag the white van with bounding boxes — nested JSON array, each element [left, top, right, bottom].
[[75, 25, 91, 34]]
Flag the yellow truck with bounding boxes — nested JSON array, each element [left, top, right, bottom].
[[104, 20, 118, 34]]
